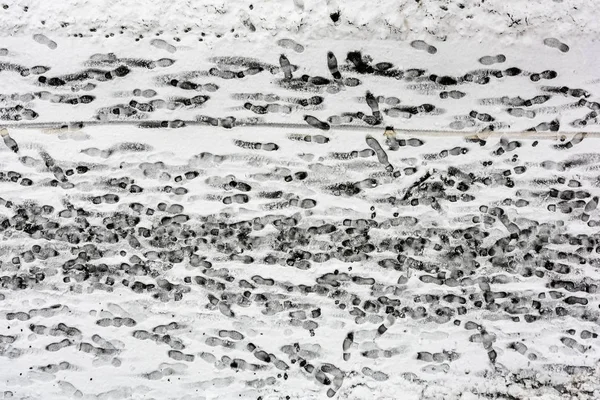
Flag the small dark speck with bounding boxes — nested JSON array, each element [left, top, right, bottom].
[[330, 11, 340, 23], [249, 4, 253, 9]]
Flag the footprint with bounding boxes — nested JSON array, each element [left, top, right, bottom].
[[304, 115, 330, 130], [410, 40, 437, 54], [220, 116, 236, 129], [530, 70, 557, 81], [365, 91, 381, 120], [328, 115, 353, 125], [503, 67, 522, 77], [261, 143, 279, 151], [506, 108, 536, 118], [375, 62, 394, 71], [150, 39, 177, 53], [133, 89, 157, 98], [430, 75, 457, 85], [523, 95, 550, 106], [449, 119, 475, 130], [302, 75, 330, 85], [202, 83, 219, 92], [209, 68, 236, 79], [29, 65, 50, 75], [529, 119, 560, 132], [540, 70, 558, 79], [276, 38, 304, 53], [343, 77, 361, 87], [298, 95, 324, 106], [327, 51, 342, 80], [244, 102, 268, 114], [541, 86, 589, 98], [440, 91, 466, 99], [449, 91, 466, 99], [33, 34, 57, 50], [478, 54, 506, 65], [385, 108, 412, 119], [543, 38, 569, 53], [469, 110, 495, 122], [384, 97, 401, 106], [279, 54, 293, 80], [155, 58, 176, 68], [266, 103, 292, 114]]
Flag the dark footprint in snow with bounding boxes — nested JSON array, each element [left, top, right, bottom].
[[503, 67, 522, 77], [304, 115, 330, 130], [327, 51, 342, 80], [469, 110, 495, 122], [430, 75, 457, 85], [523, 95, 551, 106], [365, 91, 382, 120], [528, 119, 560, 132], [543, 38, 569, 53], [440, 91, 466, 99], [530, 70, 558, 81], [410, 40, 437, 54], [343, 77, 361, 87], [279, 54, 293, 80], [346, 51, 374, 74], [244, 102, 268, 114]]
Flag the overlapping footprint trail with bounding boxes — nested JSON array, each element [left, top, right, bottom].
[[1, 36, 600, 133], [0, 125, 599, 399]]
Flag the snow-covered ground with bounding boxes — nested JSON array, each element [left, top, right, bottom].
[[1, 2, 600, 400], [0, 125, 599, 400], [0, 0, 597, 44], [1, 36, 600, 132]]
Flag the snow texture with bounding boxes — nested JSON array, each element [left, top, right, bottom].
[[1, 1, 600, 400]]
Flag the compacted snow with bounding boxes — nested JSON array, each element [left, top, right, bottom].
[[1, 2, 600, 400]]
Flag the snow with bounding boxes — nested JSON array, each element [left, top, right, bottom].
[[1, 1, 600, 399]]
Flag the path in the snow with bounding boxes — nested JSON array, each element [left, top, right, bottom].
[[0, 125, 599, 399]]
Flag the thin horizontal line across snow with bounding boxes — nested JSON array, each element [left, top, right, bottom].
[[0, 121, 595, 140]]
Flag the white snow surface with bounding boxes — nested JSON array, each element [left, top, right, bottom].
[[1, 2, 600, 400], [0, 0, 598, 44]]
